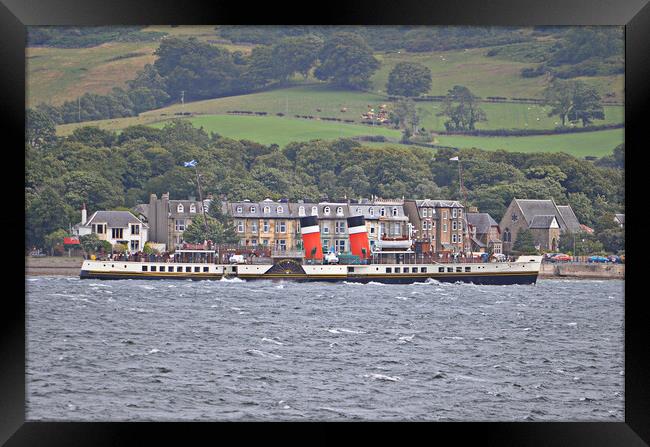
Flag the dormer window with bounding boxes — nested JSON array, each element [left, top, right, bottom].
[[190, 204, 196, 213], [250, 206, 256, 213], [392, 207, 398, 217], [380, 207, 386, 217], [236, 206, 243, 213], [299, 206, 305, 216], [263, 206, 270, 214], [369, 208, 375, 216], [355, 207, 361, 214], [177, 204, 184, 213], [336, 206, 343, 216], [324, 206, 331, 215], [277, 206, 284, 214], [311, 206, 318, 216]]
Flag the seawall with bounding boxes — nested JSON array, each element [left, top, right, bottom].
[[539, 262, 624, 280], [26, 256, 83, 276]]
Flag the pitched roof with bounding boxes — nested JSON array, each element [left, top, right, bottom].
[[414, 199, 463, 208], [614, 214, 625, 224], [84, 211, 147, 228], [466, 213, 498, 235], [557, 205, 581, 233], [529, 215, 558, 229]]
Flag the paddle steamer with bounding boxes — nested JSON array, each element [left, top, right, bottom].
[[80, 216, 542, 285]]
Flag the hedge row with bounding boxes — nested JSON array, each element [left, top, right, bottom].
[[436, 122, 623, 137]]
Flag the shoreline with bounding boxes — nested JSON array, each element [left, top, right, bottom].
[[24, 257, 625, 280]]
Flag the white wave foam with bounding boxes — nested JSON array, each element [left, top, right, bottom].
[[261, 337, 284, 345], [342, 281, 364, 286], [567, 322, 578, 326], [328, 328, 366, 334], [365, 373, 401, 382], [395, 296, 409, 301], [366, 281, 385, 286], [398, 334, 415, 343], [220, 277, 245, 282], [146, 348, 161, 355]]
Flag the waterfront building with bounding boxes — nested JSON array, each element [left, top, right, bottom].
[[227, 199, 300, 252], [466, 212, 502, 254], [74, 209, 148, 253], [403, 199, 466, 255], [135, 193, 211, 250], [500, 198, 582, 253]]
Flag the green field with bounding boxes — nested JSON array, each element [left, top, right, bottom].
[[150, 114, 402, 147], [370, 47, 624, 102], [436, 128, 623, 157]]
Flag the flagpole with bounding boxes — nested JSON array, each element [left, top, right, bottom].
[[193, 163, 209, 234]]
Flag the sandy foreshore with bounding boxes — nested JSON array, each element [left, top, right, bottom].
[[25, 256, 84, 276]]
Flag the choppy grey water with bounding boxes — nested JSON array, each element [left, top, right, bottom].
[[26, 277, 624, 421]]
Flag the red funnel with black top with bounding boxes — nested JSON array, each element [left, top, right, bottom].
[[347, 215, 371, 259], [300, 215, 323, 260]]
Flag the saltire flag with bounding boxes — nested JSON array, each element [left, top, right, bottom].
[[449, 156, 459, 161], [183, 160, 197, 167]]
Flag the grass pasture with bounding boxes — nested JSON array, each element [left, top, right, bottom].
[[149, 115, 402, 147]]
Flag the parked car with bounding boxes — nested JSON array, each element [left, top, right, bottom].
[[549, 253, 571, 263], [588, 255, 609, 263], [543, 253, 561, 260], [607, 255, 623, 264]]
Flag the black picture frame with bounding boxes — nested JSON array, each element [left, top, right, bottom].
[[5, 0, 648, 444]]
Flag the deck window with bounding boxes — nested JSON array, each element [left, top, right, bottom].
[[194, 266, 201, 272], [203, 267, 209, 272], [420, 267, 427, 273], [142, 266, 148, 272], [395, 267, 401, 273], [347, 267, 355, 273], [159, 266, 165, 272], [456, 267, 462, 272], [447, 267, 453, 273], [386, 267, 392, 273], [185, 266, 192, 272], [439, 267, 445, 273], [150, 266, 157, 272], [465, 267, 471, 272]]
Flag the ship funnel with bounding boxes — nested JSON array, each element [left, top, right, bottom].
[[300, 216, 323, 261], [347, 215, 371, 259]]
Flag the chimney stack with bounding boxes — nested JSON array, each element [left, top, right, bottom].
[[300, 216, 323, 261], [347, 215, 371, 260], [81, 203, 87, 225]]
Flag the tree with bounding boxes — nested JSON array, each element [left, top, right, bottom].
[[244, 45, 280, 89], [79, 233, 100, 255], [567, 81, 605, 126], [512, 229, 538, 254], [44, 229, 68, 256], [207, 202, 239, 243], [26, 187, 73, 248], [390, 99, 419, 132], [26, 109, 57, 150], [438, 85, 487, 131], [272, 35, 322, 81], [182, 215, 237, 245], [386, 62, 432, 97], [314, 33, 380, 89], [544, 80, 604, 127]]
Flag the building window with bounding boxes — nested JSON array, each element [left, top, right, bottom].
[[111, 228, 123, 239], [443, 224, 448, 232], [311, 206, 318, 216], [335, 221, 346, 234], [190, 204, 196, 213], [275, 221, 286, 233], [251, 221, 258, 234], [97, 224, 104, 234], [237, 220, 244, 233], [336, 207, 343, 216], [299, 206, 305, 216], [422, 208, 427, 217], [130, 240, 139, 251], [392, 207, 398, 217], [251, 239, 258, 246], [380, 207, 386, 217], [369, 208, 375, 216], [175, 219, 186, 231], [277, 239, 287, 250], [452, 221, 457, 231], [336, 239, 346, 252], [503, 228, 511, 242], [355, 207, 361, 214], [453, 208, 457, 218], [263, 206, 270, 214], [322, 224, 329, 234], [443, 211, 448, 219], [250, 206, 256, 213], [511, 213, 518, 222], [324, 206, 331, 215], [458, 209, 463, 218], [263, 220, 270, 233], [277, 206, 284, 214], [452, 234, 457, 243], [130, 224, 139, 235], [262, 239, 269, 246], [177, 204, 184, 213]]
